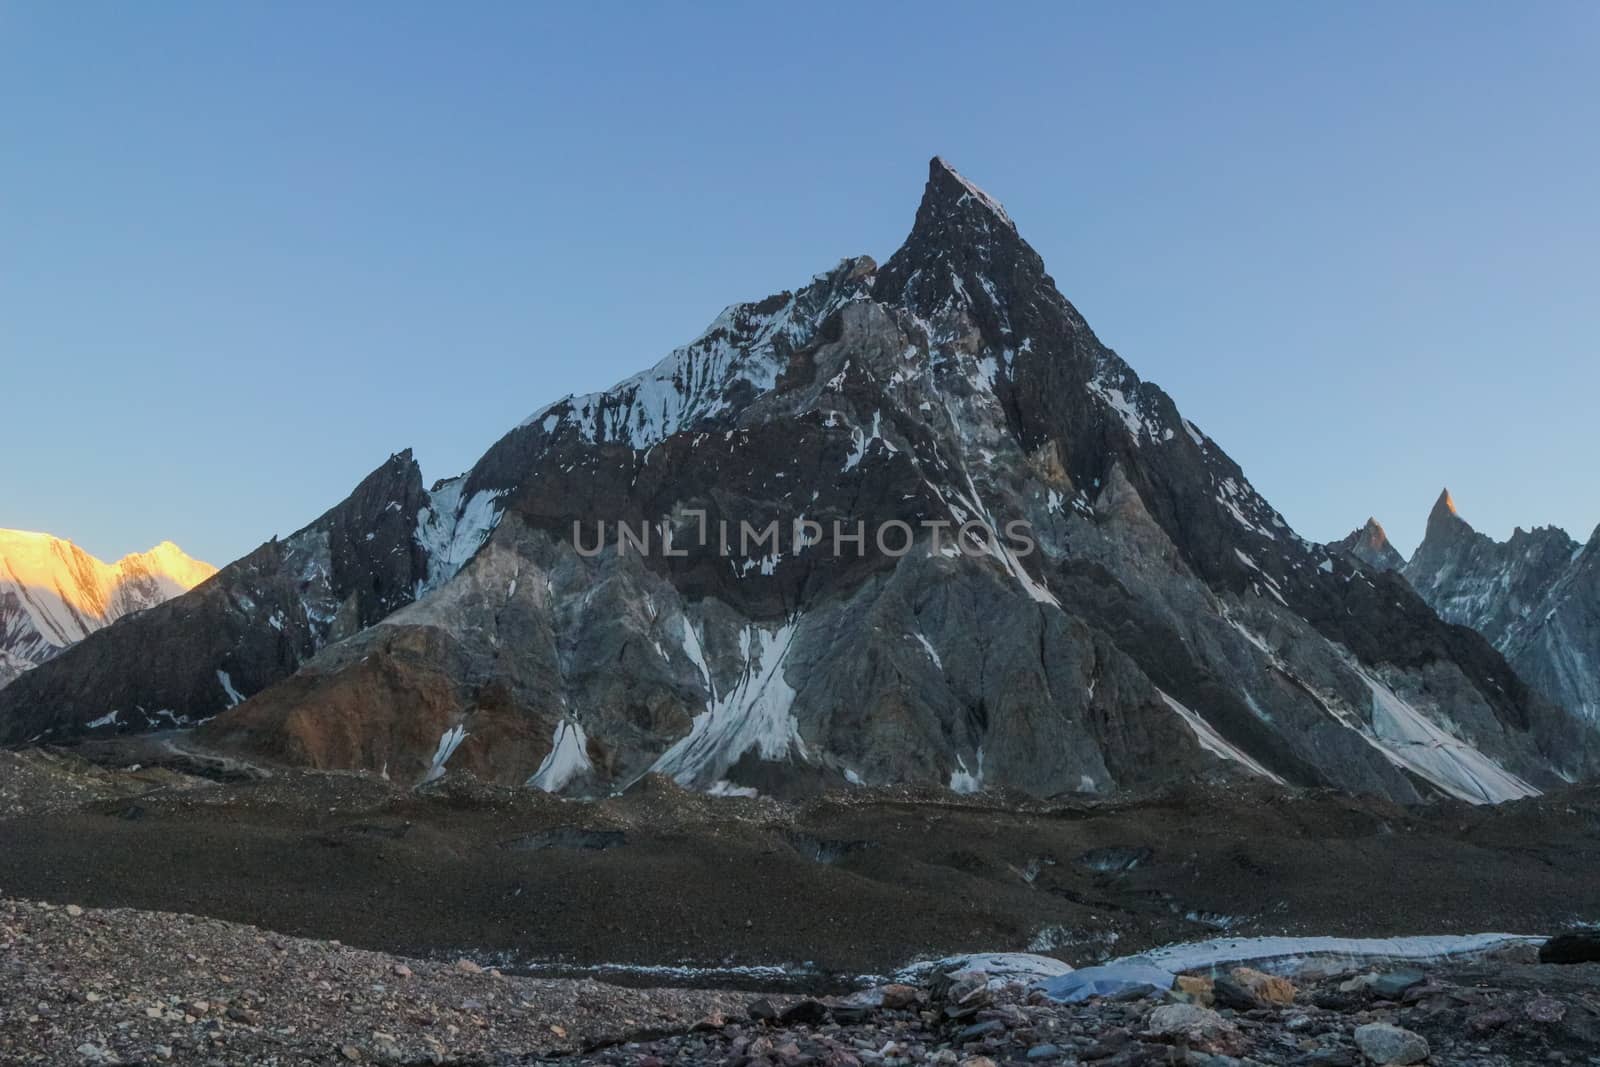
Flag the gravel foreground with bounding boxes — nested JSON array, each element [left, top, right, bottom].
[[0, 898, 750, 1066], [5, 898, 1600, 1066]]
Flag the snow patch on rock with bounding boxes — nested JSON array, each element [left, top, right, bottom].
[[527, 719, 593, 793], [423, 724, 468, 783], [414, 478, 505, 597], [649, 619, 806, 787], [1158, 690, 1285, 784]]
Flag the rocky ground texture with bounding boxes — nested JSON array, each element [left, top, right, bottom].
[[553, 952, 1600, 1067], [0, 749, 204, 819], [4, 754, 1600, 1063], [0, 898, 750, 1066], [4, 753, 1600, 981], [5, 897, 1600, 1066]]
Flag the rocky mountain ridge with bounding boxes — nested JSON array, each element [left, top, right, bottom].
[[3, 159, 1592, 804], [0, 456, 449, 741], [0, 530, 215, 689], [1374, 491, 1599, 732]]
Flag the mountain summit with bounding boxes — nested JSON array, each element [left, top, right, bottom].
[[1329, 518, 1405, 573], [3, 161, 1590, 802], [1402, 492, 1599, 730], [1424, 487, 1472, 541]]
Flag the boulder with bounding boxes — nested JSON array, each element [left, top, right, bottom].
[[1146, 1003, 1234, 1041], [1539, 932, 1600, 964], [1230, 966, 1296, 1005], [1353, 1022, 1429, 1065], [941, 972, 992, 1019], [1212, 976, 1261, 1011], [1175, 974, 1215, 1006], [776, 999, 828, 1025], [879, 983, 919, 1010], [1368, 968, 1426, 999]]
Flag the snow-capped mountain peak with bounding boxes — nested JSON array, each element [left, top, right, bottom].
[[0, 529, 216, 687], [7, 159, 1592, 805]]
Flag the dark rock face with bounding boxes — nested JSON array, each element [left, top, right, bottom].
[[0, 452, 432, 744], [9, 159, 1595, 802], [1401, 490, 1600, 734]]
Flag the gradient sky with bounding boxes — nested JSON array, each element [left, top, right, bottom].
[[4, 2, 1597, 567]]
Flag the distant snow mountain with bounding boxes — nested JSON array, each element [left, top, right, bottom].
[[3, 159, 1592, 804], [1397, 492, 1599, 731], [0, 530, 215, 687]]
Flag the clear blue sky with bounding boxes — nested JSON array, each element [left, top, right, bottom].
[[4, 2, 1596, 566]]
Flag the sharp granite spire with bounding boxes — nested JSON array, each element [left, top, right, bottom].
[[1401, 486, 1599, 730], [1329, 517, 1405, 572]]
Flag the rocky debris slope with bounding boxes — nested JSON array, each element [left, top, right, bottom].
[[0, 898, 751, 1066], [8, 756, 1600, 984], [0, 748, 209, 818], [1396, 490, 1600, 734], [7, 160, 1593, 804], [0, 530, 214, 688]]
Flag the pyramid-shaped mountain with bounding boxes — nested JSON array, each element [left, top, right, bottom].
[[3, 159, 1590, 803]]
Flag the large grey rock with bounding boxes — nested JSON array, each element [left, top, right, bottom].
[[1146, 1003, 1232, 1041], [1353, 1022, 1429, 1064]]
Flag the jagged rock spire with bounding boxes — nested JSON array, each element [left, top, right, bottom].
[[928, 156, 1016, 229], [871, 157, 1051, 345], [1424, 487, 1473, 544], [1331, 516, 1406, 572]]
